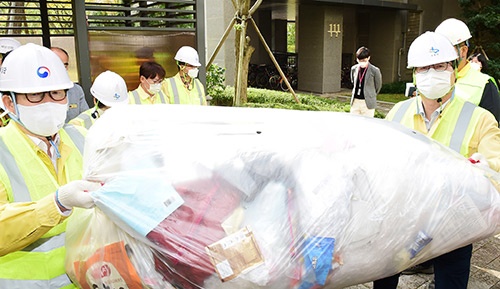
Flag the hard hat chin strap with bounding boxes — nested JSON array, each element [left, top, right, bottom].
[[7, 92, 22, 125]]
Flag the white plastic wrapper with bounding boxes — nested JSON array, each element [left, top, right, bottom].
[[65, 105, 500, 289]]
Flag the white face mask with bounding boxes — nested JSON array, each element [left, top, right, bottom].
[[469, 62, 482, 71], [187, 68, 199, 78], [415, 69, 454, 100], [17, 102, 68, 136], [149, 83, 161, 94]]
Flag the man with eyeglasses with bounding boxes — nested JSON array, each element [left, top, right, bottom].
[[371, 31, 500, 289], [128, 61, 168, 105], [50, 47, 90, 124], [0, 43, 102, 288], [162, 46, 207, 105], [435, 18, 500, 123]]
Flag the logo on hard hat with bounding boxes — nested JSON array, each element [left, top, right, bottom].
[[37, 66, 50, 78], [429, 47, 440, 56], [113, 92, 121, 100]]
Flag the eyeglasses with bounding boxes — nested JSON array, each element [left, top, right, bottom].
[[415, 62, 451, 74], [16, 90, 67, 103]]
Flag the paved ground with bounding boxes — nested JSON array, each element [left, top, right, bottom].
[[318, 90, 500, 289], [343, 234, 500, 289]]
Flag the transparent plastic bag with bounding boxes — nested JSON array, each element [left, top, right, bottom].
[[66, 105, 500, 289]]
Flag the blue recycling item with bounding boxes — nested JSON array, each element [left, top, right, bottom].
[[303, 236, 335, 286], [91, 174, 184, 237]]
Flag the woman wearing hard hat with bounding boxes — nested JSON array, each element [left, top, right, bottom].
[[69, 70, 129, 129], [372, 31, 500, 289], [162, 46, 207, 105]]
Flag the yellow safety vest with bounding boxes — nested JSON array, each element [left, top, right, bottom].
[[162, 73, 207, 105], [455, 64, 496, 105], [387, 95, 484, 157], [0, 123, 84, 289], [69, 108, 99, 129], [128, 85, 168, 105]]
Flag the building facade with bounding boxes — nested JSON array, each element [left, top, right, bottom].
[[205, 0, 462, 93]]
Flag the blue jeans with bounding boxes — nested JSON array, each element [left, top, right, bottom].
[[373, 244, 472, 289]]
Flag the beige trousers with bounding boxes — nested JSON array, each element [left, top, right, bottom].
[[350, 98, 375, 117]]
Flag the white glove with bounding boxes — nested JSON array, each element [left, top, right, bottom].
[[469, 152, 490, 169], [56, 180, 102, 210]]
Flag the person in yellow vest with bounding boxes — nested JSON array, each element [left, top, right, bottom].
[[162, 46, 207, 105], [372, 32, 500, 289], [435, 18, 500, 123], [405, 17, 500, 282], [0, 43, 102, 288], [70, 70, 128, 129], [128, 61, 168, 105]]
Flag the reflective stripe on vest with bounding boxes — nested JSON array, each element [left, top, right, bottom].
[[131, 89, 167, 104], [170, 77, 180, 104], [449, 101, 476, 153], [390, 98, 478, 154], [0, 136, 30, 201], [169, 77, 204, 105], [391, 98, 414, 123], [0, 273, 73, 289], [76, 112, 93, 129], [63, 124, 84, 155], [132, 90, 141, 104]]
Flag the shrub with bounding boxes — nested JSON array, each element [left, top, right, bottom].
[[206, 64, 226, 97], [380, 81, 406, 94]]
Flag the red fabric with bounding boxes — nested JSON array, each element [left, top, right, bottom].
[[146, 176, 242, 289]]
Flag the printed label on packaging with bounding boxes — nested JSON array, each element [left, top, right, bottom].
[[73, 241, 142, 289], [408, 231, 432, 259], [206, 226, 264, 282]]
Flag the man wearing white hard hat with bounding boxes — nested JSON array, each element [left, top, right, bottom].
[[0, 43, 102, 288], [435, 18, 500, 123], [162, 46, 207, 105], [70, 70, 129, 129], [372, 31, 500, 289]]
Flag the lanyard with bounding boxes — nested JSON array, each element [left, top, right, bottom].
[[358, 64, 369, 84]]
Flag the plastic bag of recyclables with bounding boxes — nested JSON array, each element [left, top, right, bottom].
[[65, 105, 500, 289]]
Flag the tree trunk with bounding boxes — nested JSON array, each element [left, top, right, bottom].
[[234, 0, 251, 106]]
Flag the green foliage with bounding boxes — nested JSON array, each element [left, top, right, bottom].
[[287, 22, 296, 53], [206, 64, 226, 97], [209, 87, 386, 116], [458, 0, 500, 82], [377, 93, 407, 103], [380, 81, 406, 94]]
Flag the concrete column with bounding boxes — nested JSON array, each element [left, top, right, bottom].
[[248, 10, 273, 65], [298, 4, 343, 93], [205, 0, 236, 85], [273, 19, 288, 53]]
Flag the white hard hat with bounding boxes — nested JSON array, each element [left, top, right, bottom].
[[0, 43, 73, 93], [435, 18, 472, 46], [174, 46, 201, 67], [0, 37, 21, 54], [90, 70, 129, 107], [407, 31, 458, 68]]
